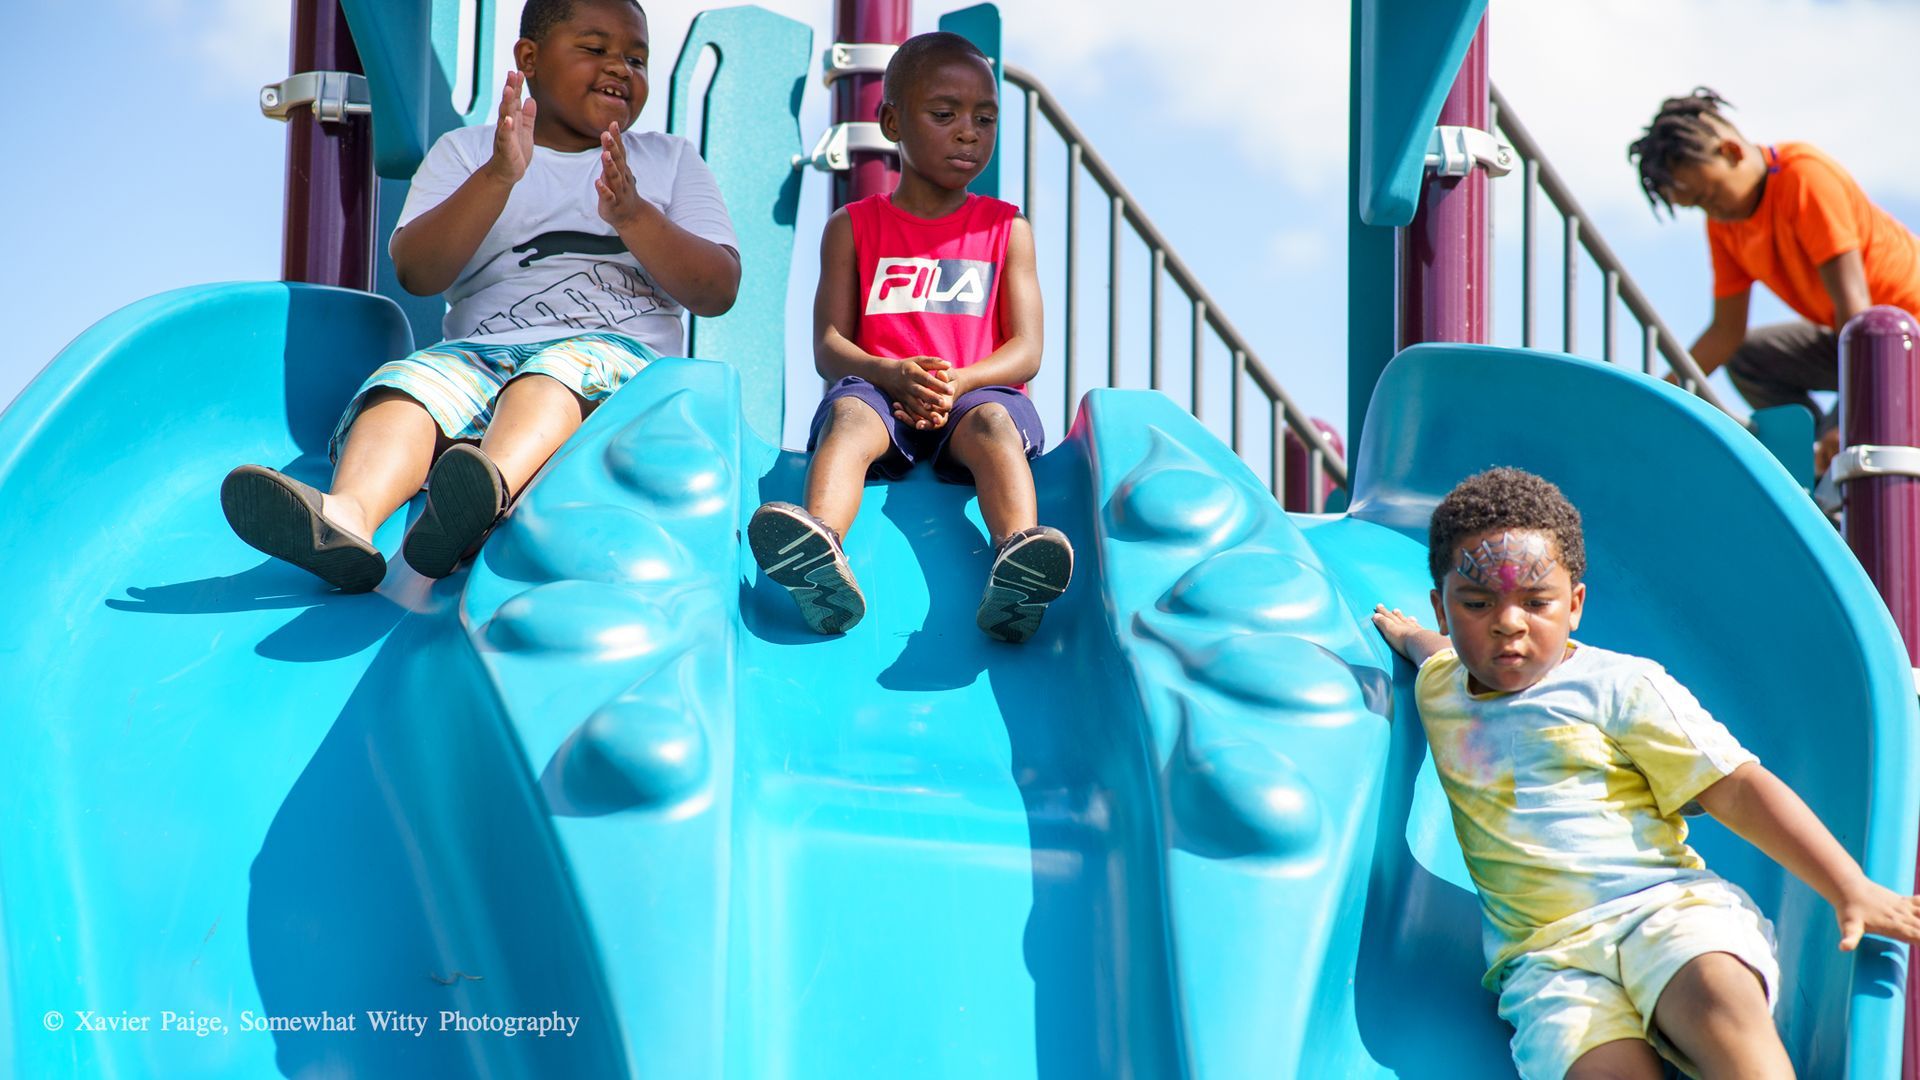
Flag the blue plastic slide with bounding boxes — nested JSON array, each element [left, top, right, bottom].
[[2, 285, 1913, 1076]]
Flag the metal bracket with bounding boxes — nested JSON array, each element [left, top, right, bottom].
[[820, 43, 899, 88], [1424, 125, 1514, 178], [1831, 444, 1920, 485], [260, 71, 371, 124], [793, 122, 895, 172]]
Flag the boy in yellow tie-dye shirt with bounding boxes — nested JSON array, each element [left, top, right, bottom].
[[1372, 467, 1920, 1080]]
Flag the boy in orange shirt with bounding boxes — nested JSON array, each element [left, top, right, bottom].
[[1629, 88, 1920, 471]]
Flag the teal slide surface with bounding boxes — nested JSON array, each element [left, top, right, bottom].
[[2, 287, 1913, 1076]]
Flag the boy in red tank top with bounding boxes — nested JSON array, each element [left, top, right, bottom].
[[747, 31, 1070, 643]]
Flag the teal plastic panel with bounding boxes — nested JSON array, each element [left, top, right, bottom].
[[1353, 0, 1486, 227], [339, 0, 499, 179], [3, 291, 1908, 1076], [340, 0, 500, 347], [0, 284, 625, 1078], [1751, 402, 1817, 490], [938, 4, 1003, 200], [666, 6, 812, 446]]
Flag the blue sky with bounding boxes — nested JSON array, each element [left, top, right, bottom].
[[6, 0, 1918, 455]]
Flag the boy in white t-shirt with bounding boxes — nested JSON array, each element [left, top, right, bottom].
[[223, 0, 739, 591], [1371, 467, 1920, 1079]]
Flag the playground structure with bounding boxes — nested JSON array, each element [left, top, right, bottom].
[[2, 1, 1918, 1077]]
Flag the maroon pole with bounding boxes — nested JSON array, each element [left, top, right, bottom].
[[1283, 421, 1345, 513], [1841, 306, 1920, 1077], [1396, 18, 1489, 349], [282, 0, 376, 289], [1841, 306, 1920, 663], [831, 0, 912, 209]]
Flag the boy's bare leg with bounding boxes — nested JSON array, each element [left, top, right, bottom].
[[478, 373, 594, 495], [324, 389, 442, 541], [1565, 1038, 1664, 1080], [804, 397, 893, 537], [943, 403, 1036, 541], [948, 403, 1068, 644], [1651, 952, 1792, 1079]]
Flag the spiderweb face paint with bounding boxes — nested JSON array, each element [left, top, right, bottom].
[[1455, 531, 1557, 591]]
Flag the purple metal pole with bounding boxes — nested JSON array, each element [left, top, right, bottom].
[[1283, 421, 1345, 513], [1841, 306, 1920, 664], [831, 0, 911, 209], [1396, 19, 1489, 350], [1839, 306, 1920, 1078], [282, 0, 376, 289]]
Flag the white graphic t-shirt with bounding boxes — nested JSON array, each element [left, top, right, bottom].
[[1413, 642, 1758, 985], [394, 124, 737, 356]]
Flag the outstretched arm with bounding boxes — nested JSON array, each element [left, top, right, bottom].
[[1371, 605, 1450, 668], [1696, 762, 1920, 950], [1818, 249, 1872, 331], [1676, 290, 1751, 382]]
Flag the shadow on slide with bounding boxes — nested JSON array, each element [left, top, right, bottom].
[[0, 286, 1911, 1078]]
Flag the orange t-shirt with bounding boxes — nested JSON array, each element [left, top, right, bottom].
[[1707, 142, 1920, 327]]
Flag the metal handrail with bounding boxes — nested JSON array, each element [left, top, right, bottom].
[[1004, 64, 1348, 502], [1490, 83, 1739, 419]]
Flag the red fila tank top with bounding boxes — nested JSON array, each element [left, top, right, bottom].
[[848, 192, 1022, 391]]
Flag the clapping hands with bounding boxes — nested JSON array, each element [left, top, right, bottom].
[[484, 71, 537, 186], [596, 122, 647, 228]]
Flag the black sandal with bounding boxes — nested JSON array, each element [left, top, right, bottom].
[[221, 465, 387, 593], [402, 444, 510, 579]]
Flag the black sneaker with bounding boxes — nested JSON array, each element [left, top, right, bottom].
[[977, 525, 1074, 644], [748, 501, 865, 634], [221, 465, 387, 593], [402, 444, 509, 579]]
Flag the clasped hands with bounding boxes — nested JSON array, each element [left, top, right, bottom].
[[881, 356, 958, 430]]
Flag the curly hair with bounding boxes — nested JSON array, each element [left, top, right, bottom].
[[520, 0, 644, 43], [882, 31, 991, 110], [1627, 87, 1741, 217], [1428, 468, 1586, 586]]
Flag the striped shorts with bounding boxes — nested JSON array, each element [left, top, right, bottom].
[[329, 332, 658, 460]]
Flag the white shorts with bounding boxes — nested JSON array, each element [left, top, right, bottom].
[[1496, 880, 1779, 1080]]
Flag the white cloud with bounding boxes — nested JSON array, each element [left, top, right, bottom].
[[1002, 0, 1349, 195], [1270, 227, 1327, 271], [148, 0, 290, 96]]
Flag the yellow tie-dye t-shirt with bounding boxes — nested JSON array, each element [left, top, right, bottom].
[[1413, 642, 1758, 986]]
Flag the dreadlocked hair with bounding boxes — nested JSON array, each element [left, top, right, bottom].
[[1427, 467, 1586, 587], [1627, 87, 1740, 217]]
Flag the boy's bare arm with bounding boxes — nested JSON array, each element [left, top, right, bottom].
[[1371, 605, 1449, 668], [1817, 249, 1871, 330], [945, 217, 1043, 396], [1679, 290, 1751, 380], [811, 210, 952, 420], [595, 126, 740, 317], [1697, 761, 1920, 949], [391, 72, 536, 297]]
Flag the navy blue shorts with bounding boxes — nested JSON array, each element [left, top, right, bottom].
[[806, 376, 1045, 485]]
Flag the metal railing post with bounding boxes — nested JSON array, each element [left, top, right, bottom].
[[1562, 214, 1579, 355], [1063, 142, 1080, 433], [1000, 64, 1350, 492], [1109, 196, 1124, 388], [1521, 158, 1538, 349], [1149, 248, 1164, 391]]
